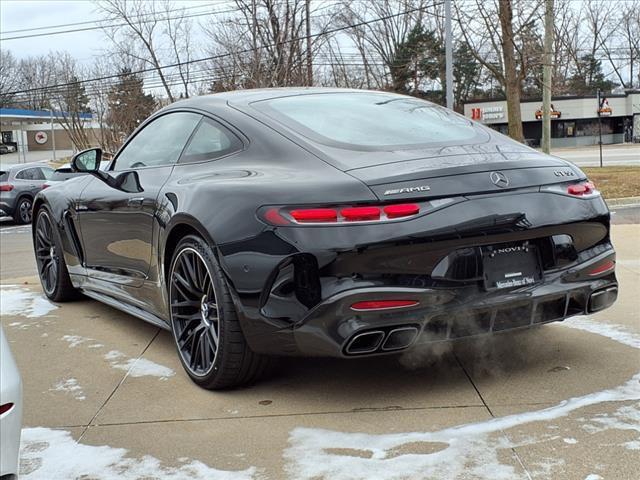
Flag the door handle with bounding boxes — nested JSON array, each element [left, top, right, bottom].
[[127, 196, 144, 207]]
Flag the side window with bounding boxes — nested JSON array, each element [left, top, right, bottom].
[[113, 112, 201, 171], [16, 168, 38, 180], [39, 167, 54, 180], [179, 118, 243, 163]]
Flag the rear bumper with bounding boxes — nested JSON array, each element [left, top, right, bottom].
[[248, 248, 618, 357]]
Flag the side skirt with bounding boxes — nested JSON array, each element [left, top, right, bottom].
[[81, 289, 171, 331]]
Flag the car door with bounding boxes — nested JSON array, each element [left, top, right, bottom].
[[76, 111, 202, 286]]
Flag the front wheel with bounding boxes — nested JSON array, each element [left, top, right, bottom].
[[34, 208, 78, 301], [168, 235, 273, 390]]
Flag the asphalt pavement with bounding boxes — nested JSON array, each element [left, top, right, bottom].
[[0, 208, 638, 479]]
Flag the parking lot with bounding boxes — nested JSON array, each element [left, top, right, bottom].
[[0, 208, 639, 479]]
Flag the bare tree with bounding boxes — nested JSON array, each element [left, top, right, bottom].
[[203, 0, 331, 91], [99, 0, 196, 102], [0, 50, 21, 107]]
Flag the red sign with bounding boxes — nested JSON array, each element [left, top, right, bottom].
[[471, 108, 482, 120]]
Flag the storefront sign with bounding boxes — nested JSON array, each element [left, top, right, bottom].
[[535, 104, 561, 119], [470, 106, 505, 121], [34, 131, 48, 144], [598, 97, 612, 116]]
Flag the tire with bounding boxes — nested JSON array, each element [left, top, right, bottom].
[[14, 196, 33, 224], [168, 235, 273, 390], [34, 208, 78, 302]]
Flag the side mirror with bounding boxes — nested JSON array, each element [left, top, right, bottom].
[[71, 148, 102, 173]]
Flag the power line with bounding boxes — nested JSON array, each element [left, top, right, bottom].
[[0, 2, 222, 34], [4, 2, 441, 97], [0, 6, 239, 41]]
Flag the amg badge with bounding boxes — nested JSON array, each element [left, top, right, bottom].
[[383, 185, 431, 196]]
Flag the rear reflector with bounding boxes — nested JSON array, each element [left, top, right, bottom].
[[0, 184, 14, 192], [290, 208, 337, 222], [383, 203, 420, 218], [588, 260, 615, 276], [351, 300, 419, 311], [0, 403, 14, 415]]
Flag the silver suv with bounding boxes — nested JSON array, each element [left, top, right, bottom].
[[0, 164, 54, 224]]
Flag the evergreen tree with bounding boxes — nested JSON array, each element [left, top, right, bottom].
[[108, 69, 156, 141]]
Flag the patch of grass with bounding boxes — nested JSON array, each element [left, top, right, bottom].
[[582, 166, 640, 199]]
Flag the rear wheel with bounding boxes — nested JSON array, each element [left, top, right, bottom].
[[34, 208, 78, 301], [168, 235, 272, 390], [14, 196, 33, 224]]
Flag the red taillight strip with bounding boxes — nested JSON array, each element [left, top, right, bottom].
[[351, 300, 419, 311], [0, 184, 14, 192], [384, 203, 420, 218], [341, 206, 381, 221], [588, 260, 615, 276], [290, 208, 337, 223], [0, 403, 14, 415]]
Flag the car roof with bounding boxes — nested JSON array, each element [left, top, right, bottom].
[[2, 163, 49, 172], [167, 87, 394, 111]]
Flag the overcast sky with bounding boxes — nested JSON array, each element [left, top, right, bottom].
[[0, 0, 214, 63]]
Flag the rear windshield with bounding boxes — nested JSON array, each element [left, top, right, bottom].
[[0, 171, 7, 182], [253, 92, 486, 150]]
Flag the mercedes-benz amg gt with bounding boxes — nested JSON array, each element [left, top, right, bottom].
[[32, 88, 618, 389]]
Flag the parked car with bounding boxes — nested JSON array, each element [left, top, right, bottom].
[[31, 88, 618, 390], [0, 164, 54, 223], [0, 326, 23, 480], [0, 143, 17, 154], [43, 160, 111, 187]]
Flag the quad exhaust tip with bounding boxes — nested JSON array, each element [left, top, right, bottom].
[[345, 326, 420, 355], [345, 330, 385, 354], [382, 326, 419, 351]]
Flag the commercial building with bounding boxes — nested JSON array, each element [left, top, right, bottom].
[[0, 108, 97, 161], [463, 90, 639, 148]]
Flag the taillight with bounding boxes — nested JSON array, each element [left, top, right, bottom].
[[0, 184, 14, 192], [568, 181, 596, 196], [0, 403, 14, 415], [263, 203, 421, 225], [351, 300, 419, 311]]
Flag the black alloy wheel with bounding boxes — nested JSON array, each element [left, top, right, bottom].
[[16, 197, 33, 224], [33, 208, 78, 301], [34, 210, 59, 295], [170, 246, 220, 377], [168, 235, 274, 389]]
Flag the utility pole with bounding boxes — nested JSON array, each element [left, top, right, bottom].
[[50, 109, 57, 162], [597, 89, 603, 167], [445, 0, 453, 109], [305, 0, 313, 87], [541, 0, 554, 154]]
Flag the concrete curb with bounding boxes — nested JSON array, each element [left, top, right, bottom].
[[607, 196, 640, 208]]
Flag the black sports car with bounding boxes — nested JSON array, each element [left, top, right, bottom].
[[32, 88, 618, 389]]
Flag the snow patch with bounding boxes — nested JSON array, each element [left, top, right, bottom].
[[61, 335, 93, 348], [284, 317, 640, 480], [20, 427, 257, 479], [0, 285, 57, 319], [563, 317, 640, 349], [104, 350, 175, 379], [563, 437, 578, 444], [50, 378, 86, 401], [581, 402, 640, 450]]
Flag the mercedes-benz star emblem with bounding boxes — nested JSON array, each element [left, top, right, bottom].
[[490, 171, 509, 188]]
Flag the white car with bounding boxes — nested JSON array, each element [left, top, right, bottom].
[[0, 326, 22, 479]]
